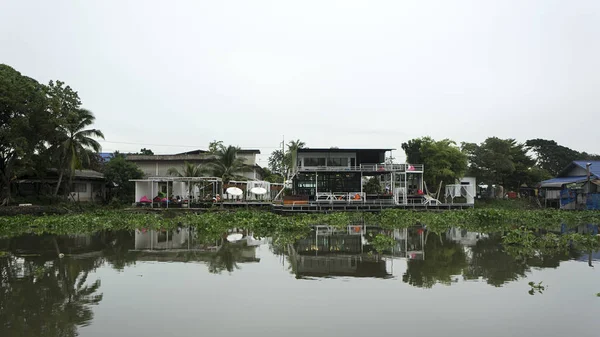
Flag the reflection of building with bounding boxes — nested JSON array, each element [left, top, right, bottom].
[[391, 227, 425, 260], [134, 228, 192, 250], [295, 255, 389, 278], [445, 228, 488, 247]]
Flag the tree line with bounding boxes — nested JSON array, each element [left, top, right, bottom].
[[1, 64, 104, 205], [402, 136, 599, 192]]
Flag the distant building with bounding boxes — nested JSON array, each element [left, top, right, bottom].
[[539, 161, 600, 209], [126, 149, 263, 180], [16, 169, 107, 202]]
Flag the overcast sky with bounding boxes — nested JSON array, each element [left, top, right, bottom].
[[1, 0, 599, 165]]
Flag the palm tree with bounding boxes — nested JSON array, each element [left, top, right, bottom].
[[167, 161, 203, 197], [286, 139, 305, 178], [203, 145, 250, 183], [52, 108, 104, 196]]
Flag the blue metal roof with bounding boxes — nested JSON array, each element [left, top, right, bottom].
[[99, 152, 114, 162], [539, 176, 588, 188], [572, 160, 600, 178]]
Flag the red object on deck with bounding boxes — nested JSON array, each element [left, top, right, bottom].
[[507, 192, 517, 199]]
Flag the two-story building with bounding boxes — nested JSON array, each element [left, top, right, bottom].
[[290, 148, 424, 205]]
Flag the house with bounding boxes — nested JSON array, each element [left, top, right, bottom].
[[126, 149, 263, 180], [16, 169, 107, 202], [289, 148, 424, 205], [539, 160, 600, 209]]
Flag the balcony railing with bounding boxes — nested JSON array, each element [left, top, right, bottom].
[[297, 163, 424, 172]]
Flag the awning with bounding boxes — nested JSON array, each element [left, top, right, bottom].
[[539, 176, 587, 188]]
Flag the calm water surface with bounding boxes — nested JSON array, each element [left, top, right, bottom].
[[1, 226, 598, 337]]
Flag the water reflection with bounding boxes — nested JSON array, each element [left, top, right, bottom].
[[278, 225, 594, 288], [132, 228, 260, 274], [0, 235, 104, 336], [0, 225, 598, 336]]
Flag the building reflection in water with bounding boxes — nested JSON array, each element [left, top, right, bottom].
[[287, 225, 429, 279]]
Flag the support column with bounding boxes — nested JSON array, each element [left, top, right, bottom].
[[151, 181, 154, 208]]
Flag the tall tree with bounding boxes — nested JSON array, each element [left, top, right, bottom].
[[401, 137, 467, 191], [51, 108, 104, 196], [203, 145, 250, 182], [0, 64, 50, 205], [526, 139, 600, 176], [267, 139, 306, 180], [462, 137, 535, 189]]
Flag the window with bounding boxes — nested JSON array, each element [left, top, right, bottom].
[[72, 183, 87, 193], [304, 157, 325, 166], [326, 158, 348, 167]]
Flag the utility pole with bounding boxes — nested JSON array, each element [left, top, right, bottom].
[[586, 162, 592, 196]]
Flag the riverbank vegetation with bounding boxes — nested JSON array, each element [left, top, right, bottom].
[[1, 209, 598, 250]]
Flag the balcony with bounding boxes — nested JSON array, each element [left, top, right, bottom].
[[297, 163, 424, 173]]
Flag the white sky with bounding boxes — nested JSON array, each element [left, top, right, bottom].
[[1, 0, 599, 166]]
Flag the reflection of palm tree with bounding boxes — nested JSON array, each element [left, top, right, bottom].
[[208, 243, 242, 274], [203, 145, 250, 183], [0, 254, 103, 336]]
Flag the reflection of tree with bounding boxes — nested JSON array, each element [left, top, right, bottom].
[[0, 254, 103, 336], [463, 235, 576, 286], [463, 236, 528, 286], [208, 243, 253, 274], [101, 230, 138, 271], [402, 232, 468, 288]]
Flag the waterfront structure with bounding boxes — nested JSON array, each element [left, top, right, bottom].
[[289, 148, 424, 205]]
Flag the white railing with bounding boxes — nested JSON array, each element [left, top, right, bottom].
[[296, 163, 424, 172]]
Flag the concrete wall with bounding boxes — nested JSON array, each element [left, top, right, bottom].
[[69, 180, 105, 202]]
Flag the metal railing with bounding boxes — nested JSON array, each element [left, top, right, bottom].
[[296, 163, 424, 172]]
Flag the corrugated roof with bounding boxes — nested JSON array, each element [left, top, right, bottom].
[[540, 176, 588, 188], [572, 160, 600, 178]]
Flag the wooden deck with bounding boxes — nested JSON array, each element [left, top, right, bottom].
[[127, 201, 473, 213]]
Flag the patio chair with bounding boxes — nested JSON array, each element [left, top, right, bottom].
[[422, 195, 441, 205]]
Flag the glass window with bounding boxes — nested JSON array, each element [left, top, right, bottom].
[[304, 157, 325, 166], [327, 158, 348, 166]]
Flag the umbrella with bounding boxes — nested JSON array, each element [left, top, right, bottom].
[[250, 187, 267, 195], [226, 187, 243, 196], [227, 233, 243, 242]]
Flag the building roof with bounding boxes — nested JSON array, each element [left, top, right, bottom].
[[177, 149, 261, 155], [539, 176, 588, 188], [297, 148, 394, 153], [559, 161, 600, 178]]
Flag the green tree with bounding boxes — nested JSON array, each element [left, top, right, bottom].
[[51, 109, 104, 196], [139, 148, 153, 155], [208, 140, 224, 154], [364, 177, 382, 194], [462, 137, 535, 190], [0, 65, 51, 205], [401, 137, 467, 190], [267, 139, 306, 179], [103, 154, 144, 201], [526, 139, 599, 176], [203, 145, 250, 183]]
